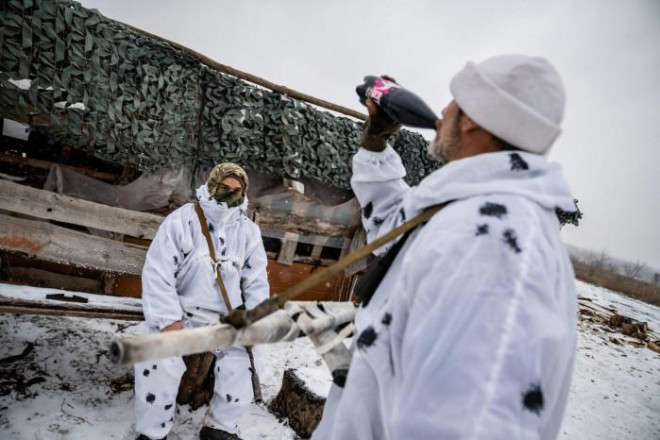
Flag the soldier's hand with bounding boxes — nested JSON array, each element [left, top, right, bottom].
[[161, 321, 184, 332], [361, 75, 401, 152]]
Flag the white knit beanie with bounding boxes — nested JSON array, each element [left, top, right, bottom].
[[449, 55, 565, 154]]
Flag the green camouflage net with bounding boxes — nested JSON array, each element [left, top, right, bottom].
[[0, 0, 438, 189]]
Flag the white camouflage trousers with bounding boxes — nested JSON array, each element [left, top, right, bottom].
[[134, 328, 253, 439]]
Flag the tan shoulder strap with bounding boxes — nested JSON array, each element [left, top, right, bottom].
[[193, 201, 233, 313]]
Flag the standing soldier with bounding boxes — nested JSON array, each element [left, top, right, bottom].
[[135, 163, 269, 440], [313, 55, 579, 440]]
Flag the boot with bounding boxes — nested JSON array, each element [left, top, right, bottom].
[[199, 426, 243, 440]]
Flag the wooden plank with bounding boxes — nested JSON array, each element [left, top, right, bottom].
[[266, 260, 347, 302], [0, 299, 144, 321], [0, 283, 144, 320], [310, 236, 327, 260], [0, 152, 117, 181], [277, 232, 299, 266], [251, 208, 354, 238], [265, 252, 336, 267], [344, 228, 368, 276], [4, 266, 102, 293], [0, 180, 164, 239], [0, 213, 146, 275]]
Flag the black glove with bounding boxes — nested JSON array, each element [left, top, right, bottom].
[[360, 75, 401, 152]]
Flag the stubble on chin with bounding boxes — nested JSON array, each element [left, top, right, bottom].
[[428, 138, 452, 164]]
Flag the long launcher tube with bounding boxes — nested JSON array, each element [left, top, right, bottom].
[[110, 302, 357, 365]]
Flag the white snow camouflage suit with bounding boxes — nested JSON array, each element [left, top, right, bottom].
[[135, 184, 269, 439], [312, 146, 578, 440]]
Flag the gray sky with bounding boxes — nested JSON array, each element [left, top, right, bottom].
[[80, 0, 660, 270]]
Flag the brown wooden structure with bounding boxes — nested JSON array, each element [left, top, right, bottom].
[[0, 149, 364, 310]]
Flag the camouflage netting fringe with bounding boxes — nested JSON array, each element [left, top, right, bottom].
[[0, 0, 438, 189]]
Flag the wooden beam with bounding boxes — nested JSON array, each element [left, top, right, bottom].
[[123, 24, 367, 122], [265, 252, 336, 267], [3, 266, 102, 293], [253, 208, 355, 238], [0, 213, 146, 275], [277, 232, 299, 266], [0, 180, 163, 239], [344, 228, 368, 276], [0, 152, 118, 181], [0, 303, 142, 321], [0, 283, 144, 320], [310, 236, 327, 260]]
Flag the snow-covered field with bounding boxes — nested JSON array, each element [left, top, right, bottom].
[[0, 280, 658, 439]]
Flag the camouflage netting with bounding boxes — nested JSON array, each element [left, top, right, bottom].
[[0, 0, 439, 190]]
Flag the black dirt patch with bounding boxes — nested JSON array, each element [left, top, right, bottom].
[[373, 217, 385, 226], [510, 153, 529, 171], [522, 383, 544, 415], [243, 258, 251, 270], [173, 255, 179, 265], [479, 202, 507, 219], [161, 422, 166, 428], [357, 326, 377, 350], [152, 364, 157, 370], [186, 312, 193, 318], [381, 313, 392, 326], [399, 207, 406, 222], [317, 302, 326, 313], [476, 224, 489, 236], [219, 237, 225, 246], [165, 403, 173, 410], [143, 369, 150, 377], [183, 251, 190, 258], [146, 393, 156, 404], [503, 229, 522, 254], [226, 393, 232, 403], [363, 202, 374, 220], [208, 223, 214, 233]]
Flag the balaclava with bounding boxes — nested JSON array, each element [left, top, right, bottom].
[[206, 162, 249, 207]]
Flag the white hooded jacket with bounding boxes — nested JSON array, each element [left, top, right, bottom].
[[141, 185, 269, 330], [312, 146, 577, 440]]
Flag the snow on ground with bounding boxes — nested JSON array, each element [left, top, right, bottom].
[[559, 281, 660, 440], [0, 280, 658, 439]]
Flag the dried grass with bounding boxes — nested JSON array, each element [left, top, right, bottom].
[[572, 258, 660, 307]]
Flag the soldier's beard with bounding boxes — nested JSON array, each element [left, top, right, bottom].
[[428, 113, 461, 163]]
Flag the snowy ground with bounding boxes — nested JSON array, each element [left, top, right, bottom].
[[0, 280, 658, 439]]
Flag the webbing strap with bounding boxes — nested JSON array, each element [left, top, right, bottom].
[[193, 202, 233, 312]]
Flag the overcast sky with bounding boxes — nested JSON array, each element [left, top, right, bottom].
[[80, 0, 660, 270]]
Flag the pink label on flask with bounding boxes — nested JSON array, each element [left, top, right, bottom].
[[367, 79, 398, 104]]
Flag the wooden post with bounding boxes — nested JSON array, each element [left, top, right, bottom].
[[123, 24, 367, 122], [278, 232, 299, 266]]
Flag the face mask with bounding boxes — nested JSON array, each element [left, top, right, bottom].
[[213, 190, 244, 207]]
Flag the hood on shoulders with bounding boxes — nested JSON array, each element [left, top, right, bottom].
[[407, 150, 576, 214]]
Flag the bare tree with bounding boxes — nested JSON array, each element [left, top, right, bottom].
[[622, 260, 647, 279], [588, 249, 613, 273]]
